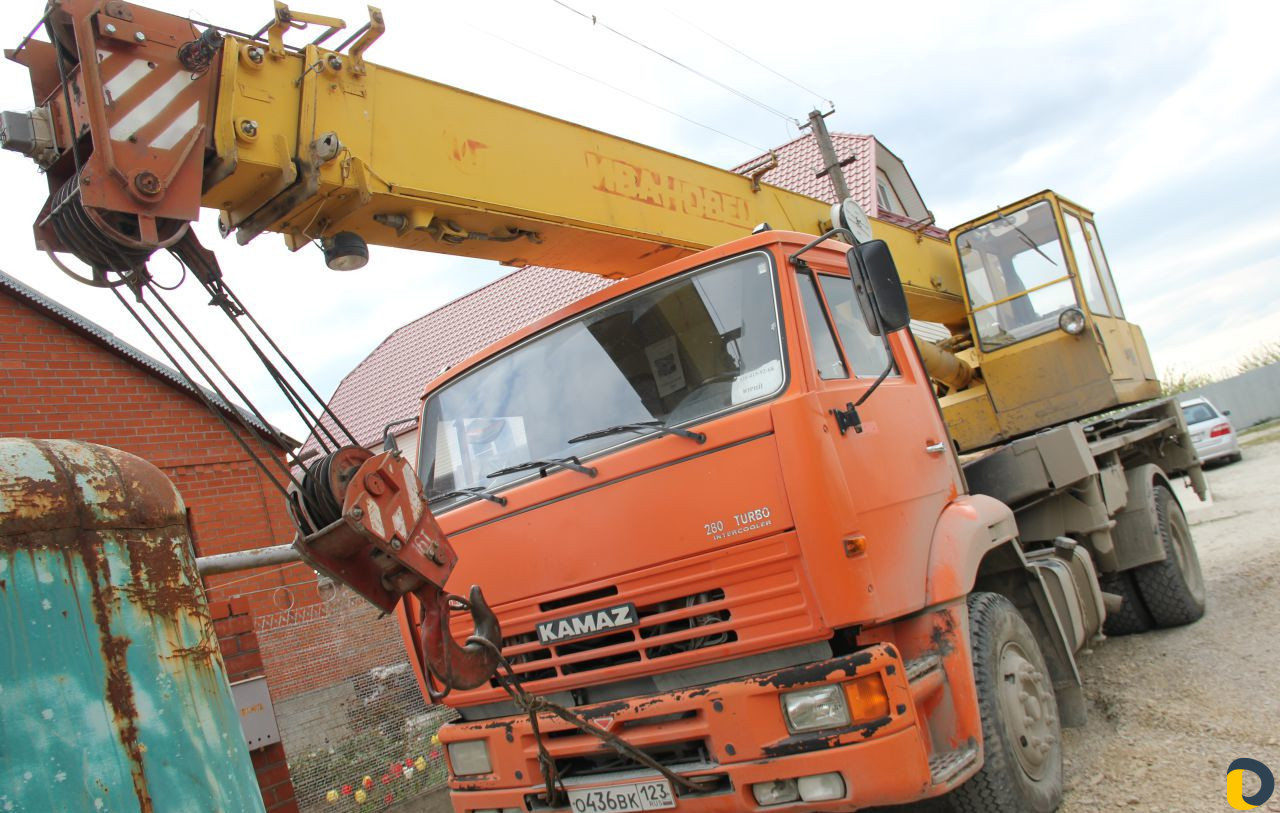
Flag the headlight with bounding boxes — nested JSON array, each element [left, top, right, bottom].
[[446, 740, 492, 776], [752, 778, 800, 806], [1058, 307, 1086, 335], [780, 684, 851, 733]]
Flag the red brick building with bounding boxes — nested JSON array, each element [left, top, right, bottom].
[[0, 269, 305, 813]]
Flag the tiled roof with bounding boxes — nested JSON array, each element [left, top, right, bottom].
[[312, 266, 615, 451], [732, 132, 879, 216], [313, 133, 951, 452], [0, 269, 295, 447]]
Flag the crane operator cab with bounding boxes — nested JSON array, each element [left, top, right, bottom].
[[938, 191, 1161, 451]]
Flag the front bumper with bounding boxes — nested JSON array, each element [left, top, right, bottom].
[[442, 644, 947, 812]]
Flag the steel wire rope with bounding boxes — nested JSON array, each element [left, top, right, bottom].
[[456, 19, 770, 154], [71, 190, 304, 502], [204, 561, 301, 593], [163, 251, 347, 454], [108, 284, 299, 498], [127, 286, 303, 493], [207, 574, 323, 598], [195, 271, 360, 450], [549, 0, 802, 127], [143, 280, 303, 459]]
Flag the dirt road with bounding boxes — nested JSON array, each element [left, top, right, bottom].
[[1060, 431, 1280, 811]]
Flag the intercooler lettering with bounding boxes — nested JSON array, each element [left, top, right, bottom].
[[704, 506, 773, 542], [537, 602, 638, 645]]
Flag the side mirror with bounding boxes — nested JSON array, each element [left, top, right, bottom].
[[1223, 409, 1232, 416], [847, 240, 910, 336]]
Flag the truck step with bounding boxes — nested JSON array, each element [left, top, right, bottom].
[[929, 746, 979, 786]]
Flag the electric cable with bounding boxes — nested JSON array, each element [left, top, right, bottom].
[[549, 0, 801, 126], [660, 7, 834, 110], [458, 19, 770, 154]]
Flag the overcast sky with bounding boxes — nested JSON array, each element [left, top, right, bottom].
[[1, 0, 1276, 439]]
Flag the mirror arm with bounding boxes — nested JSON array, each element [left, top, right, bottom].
[[788, 227, 857, 267]]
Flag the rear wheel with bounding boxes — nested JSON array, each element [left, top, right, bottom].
[[1131, 484, 1205, 627], [1098, 570, 1153, 636], [949, 593, 1062, 813]]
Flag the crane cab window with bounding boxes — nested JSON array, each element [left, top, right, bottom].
[[1063, 210, 1125, 318], [956, 200, 1077, 350]]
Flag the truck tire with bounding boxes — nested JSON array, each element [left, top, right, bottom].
[[1098, 571, 1153, 636], [1130, 485, 1205, 627], [949, 593, 1062, 813]]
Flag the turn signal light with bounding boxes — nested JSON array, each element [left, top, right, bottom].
[[844, 673, 890, 722]]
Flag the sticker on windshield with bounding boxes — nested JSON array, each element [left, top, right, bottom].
[[731, 359, 782, 404], [462, 416, 529, 480], [645, 336, 686, 398]]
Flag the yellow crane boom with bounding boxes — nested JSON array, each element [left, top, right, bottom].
[[4, 0, 962, 321], [3, 0, 1161, 451]]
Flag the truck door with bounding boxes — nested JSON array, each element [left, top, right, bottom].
[[792, 264, 961, 620]]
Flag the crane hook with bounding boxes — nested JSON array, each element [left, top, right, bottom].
[[419, 584, 501, 701]]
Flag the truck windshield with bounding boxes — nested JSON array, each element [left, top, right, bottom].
[[418, 252, 785, 506], [956, 200, 1078, 350]]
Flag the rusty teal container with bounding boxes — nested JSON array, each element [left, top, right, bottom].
[[0, 438, 266, 813]]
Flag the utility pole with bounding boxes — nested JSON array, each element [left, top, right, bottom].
[[803, 109, 855, 201]]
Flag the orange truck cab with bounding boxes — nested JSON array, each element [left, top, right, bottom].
[[401, 231, 1026, 811]]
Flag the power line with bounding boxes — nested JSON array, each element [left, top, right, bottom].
[[549, 0, 802, 127], [661, 7, 834, 110], [459, 19, 771, 154]]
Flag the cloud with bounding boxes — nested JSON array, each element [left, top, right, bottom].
[[0, 0, 1276, 441]]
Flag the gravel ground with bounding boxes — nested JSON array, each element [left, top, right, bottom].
[[1060, 432, 1280, 812]]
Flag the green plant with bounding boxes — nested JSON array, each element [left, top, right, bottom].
[[1236, 340, 1280, 374]]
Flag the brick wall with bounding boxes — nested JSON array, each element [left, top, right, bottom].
[[0, 292, 319, 616], [213, 597, 300, 813], [0, 290, 312, 806]]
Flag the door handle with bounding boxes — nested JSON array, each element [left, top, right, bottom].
[[925, 441, 947, 455]]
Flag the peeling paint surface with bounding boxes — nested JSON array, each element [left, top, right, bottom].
[[0, 439, 265, 813]]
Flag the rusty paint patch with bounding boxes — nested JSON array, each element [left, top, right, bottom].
[[77, 527, 154, 813], [930, 611, 958, 656], [0, 439, 199, 813]]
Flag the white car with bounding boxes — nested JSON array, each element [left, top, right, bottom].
[[1180, 397, 1242, 465]]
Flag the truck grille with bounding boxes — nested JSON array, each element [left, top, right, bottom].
[[499, 589, 734, 685], [455, 532, 824, 702]]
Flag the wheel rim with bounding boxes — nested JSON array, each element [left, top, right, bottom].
[[998, 641, 1058, 782], [1168, 507, 1205, 603]]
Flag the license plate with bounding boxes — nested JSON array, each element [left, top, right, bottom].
[[567, 779, 676, 811]]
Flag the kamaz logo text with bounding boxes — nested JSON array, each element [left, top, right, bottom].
[[585, 152, 753, 228], [537, 602, 638, 645]]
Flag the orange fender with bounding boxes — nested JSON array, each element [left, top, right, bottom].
[[925, 494, 1019, 606]]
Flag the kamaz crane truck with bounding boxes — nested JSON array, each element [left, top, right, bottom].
[[1, 2, 1207, 811]]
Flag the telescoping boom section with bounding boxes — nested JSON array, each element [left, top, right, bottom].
[[2, 0, 961, 315]]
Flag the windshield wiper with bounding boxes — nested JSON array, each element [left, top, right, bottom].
[[427, 487, 508, 507], [487, 455, 597, 480], [567, 420, 706, 445]]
